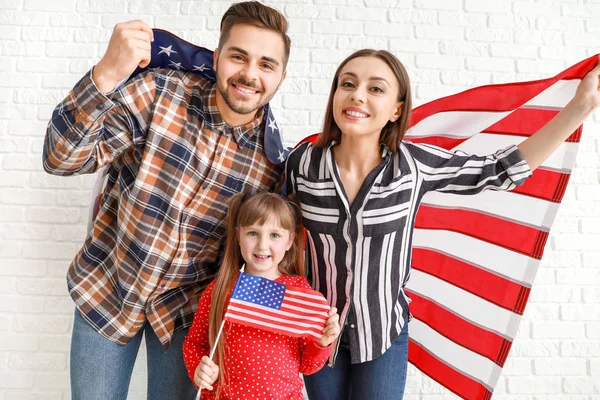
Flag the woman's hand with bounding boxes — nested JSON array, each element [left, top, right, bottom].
[[518, 55, 600, 171], [318, 307, 341, 347], [193, 356, 220, 391], [574, 55, 600, 110]]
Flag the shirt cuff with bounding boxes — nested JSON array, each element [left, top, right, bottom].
[[71, 68, 117, 123], [305, 339, 332, 359], [498, 144, 533, 186]]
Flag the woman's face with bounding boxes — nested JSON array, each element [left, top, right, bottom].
[[332, 56, 403, 142]]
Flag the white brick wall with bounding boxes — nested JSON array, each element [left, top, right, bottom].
[[1, 0, 599, 399]]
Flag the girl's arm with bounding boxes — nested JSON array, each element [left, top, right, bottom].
[[298, 338, 332, 376], [182, 282, 215, 384], [518, 59, 600, 171]]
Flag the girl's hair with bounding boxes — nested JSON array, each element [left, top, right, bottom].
[[207, 191, 304, 396], [315, 49, 413, 153]]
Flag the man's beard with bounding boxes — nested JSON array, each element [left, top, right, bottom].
[[216, 75, 276, 116]]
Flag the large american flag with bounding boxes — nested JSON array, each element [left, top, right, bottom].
[[403, 55, 598, 400], [224, 272, 330, 341], [86, 29, 598, 399]]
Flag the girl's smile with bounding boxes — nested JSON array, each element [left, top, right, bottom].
[[237, 216, 294, 280]]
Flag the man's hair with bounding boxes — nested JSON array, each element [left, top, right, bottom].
[[218, 1, 291, 68]]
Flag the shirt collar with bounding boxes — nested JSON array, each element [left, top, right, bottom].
[[202, 84, 265, 148]]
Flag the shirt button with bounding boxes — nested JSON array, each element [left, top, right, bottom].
[[216, 151, 222, 156], [350, 324, 355, 328], [96, 105, 104, 110]]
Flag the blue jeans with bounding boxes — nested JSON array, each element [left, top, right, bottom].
[[304, 322, 409, 400], [70, 310, 196, 400]]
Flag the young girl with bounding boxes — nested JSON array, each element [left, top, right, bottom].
[[182, 192, 341, 399], [285, 49, 600, 399]]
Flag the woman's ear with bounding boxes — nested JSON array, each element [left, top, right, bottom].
[[390, 101, 404, 123]]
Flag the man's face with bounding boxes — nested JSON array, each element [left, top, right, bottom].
[[214, 24, 287, 119]]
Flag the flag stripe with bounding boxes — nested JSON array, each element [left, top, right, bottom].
[[415, 205, 550, 259], [407, 290, 513, 366], [226, 307, 325, 336], [512, 169, 572, 202], [229, 301, 328, 325], [408, 340, 493, 400], [409, 319, 502, 388], [411, 248, 531, 315], [421, 190, 560, 231], [408, 269, 520, 340], [224, 313, 323, 340], [412, 228, 539, 286]]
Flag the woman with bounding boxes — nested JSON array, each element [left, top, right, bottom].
[[285, 49, 600, 399]]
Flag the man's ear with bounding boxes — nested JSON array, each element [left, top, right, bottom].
[[213, 48, 220, 71], [276, 70, 287, 91]]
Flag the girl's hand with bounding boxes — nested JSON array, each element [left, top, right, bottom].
[[318, 307, 341, 347], [574, 55, 600, 111], [193, 356, 220, 391]]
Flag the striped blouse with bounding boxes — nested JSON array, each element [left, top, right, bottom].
[[285, 140, 531, 364]]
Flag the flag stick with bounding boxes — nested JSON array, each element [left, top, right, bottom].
[[195, 265, 245, 400]]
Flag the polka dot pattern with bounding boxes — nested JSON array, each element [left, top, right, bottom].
[[183, 275, 331, 399]]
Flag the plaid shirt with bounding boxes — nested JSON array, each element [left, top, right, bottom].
[[43, 68, 284, 347]]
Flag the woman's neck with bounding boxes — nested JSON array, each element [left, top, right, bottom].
[[333, 133, 383, 175]]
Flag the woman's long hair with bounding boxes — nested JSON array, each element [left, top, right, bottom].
[[315, 49, 412, 153], [207, 192, 304, 397]]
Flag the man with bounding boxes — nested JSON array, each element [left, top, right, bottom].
[[42, 2, 290, 399]]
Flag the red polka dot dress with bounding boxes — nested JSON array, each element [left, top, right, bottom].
[[183, 275, 331, 400]]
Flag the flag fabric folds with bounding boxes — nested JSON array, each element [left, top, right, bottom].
[[403, 55, 598, 400], [224, 272, 330, 341]]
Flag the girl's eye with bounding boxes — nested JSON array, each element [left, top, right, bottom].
[[340, 81, 355, 88], [270, 233, 281, 239], [247, 231, 257, 236], [370, 86, 384, 93]]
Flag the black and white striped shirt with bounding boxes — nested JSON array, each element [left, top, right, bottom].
[[285, 140, 531, 364]]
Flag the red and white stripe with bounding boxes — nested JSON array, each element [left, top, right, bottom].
[[404, 55, 598, 400], [224, 285, 330, 341]]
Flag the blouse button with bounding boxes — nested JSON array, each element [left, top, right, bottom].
[[350, 324, 355, 328]]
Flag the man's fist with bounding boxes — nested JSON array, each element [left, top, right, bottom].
[[92, 20, 154, 93]]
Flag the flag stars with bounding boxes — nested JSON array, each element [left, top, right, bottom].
[[158, 45, 177, 57], [268, 118, 278, 132], [193, 63, 209, 72], [168, 60, 182, 70]]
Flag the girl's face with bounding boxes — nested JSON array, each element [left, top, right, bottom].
[[332, 56, 403, 142], [237, 216, 294, 280]]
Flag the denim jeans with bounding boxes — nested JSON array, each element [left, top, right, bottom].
[[304, 322, 409, 400], [70, 309, 196, 400]]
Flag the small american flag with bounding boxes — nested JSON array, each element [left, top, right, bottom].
[[224, 272, 330, 341]]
